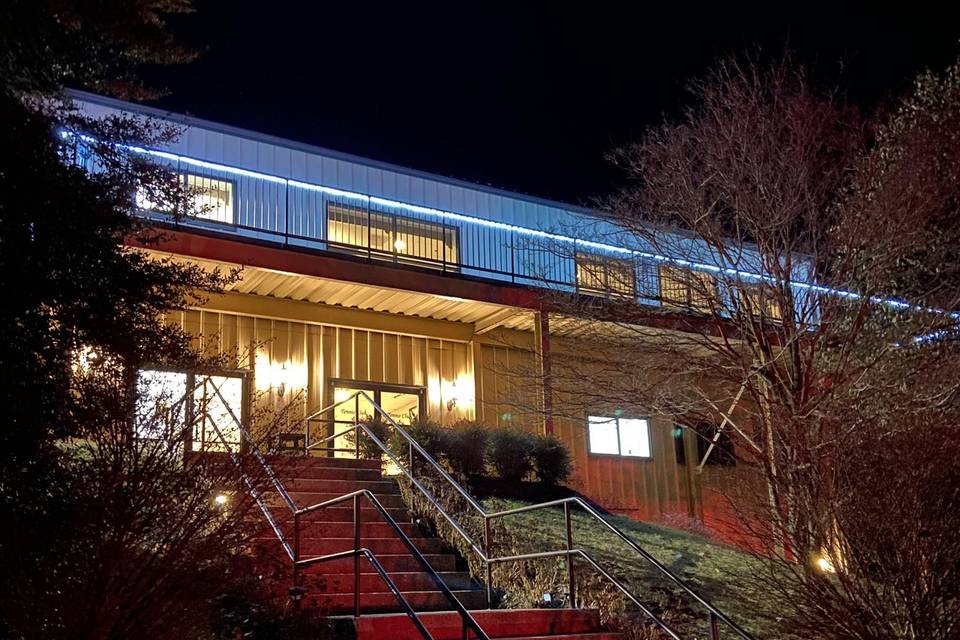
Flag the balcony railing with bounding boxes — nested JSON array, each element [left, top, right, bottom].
[[67, 135, 794, 317]]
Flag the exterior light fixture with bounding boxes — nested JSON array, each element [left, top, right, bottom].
[[814, 553, 835, 574], [214, 493, 229, 506]]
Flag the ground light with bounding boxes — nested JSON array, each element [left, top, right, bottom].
[[214, 493, 229, 506]]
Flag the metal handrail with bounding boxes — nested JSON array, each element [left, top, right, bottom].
[[194, 377, 481, 638], [295, 548, 433, 640], [304, 390, 757, 640], [293, 489, 489, 640]]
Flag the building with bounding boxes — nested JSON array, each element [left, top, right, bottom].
[[70, 90, 754, 535]]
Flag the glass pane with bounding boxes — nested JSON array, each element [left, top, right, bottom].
[[194, 376, 243, 452], [588, 415, 620, 455], [379, 391, 420, 425], [659, 265, 690, 307], [332, 386, 376, 458], [618, 418, 650, 458], [327, 203, 371, 248], [185, 174, 233, 223], [136, 370, 188, 440]]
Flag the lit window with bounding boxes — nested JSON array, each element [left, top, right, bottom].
[[136, 369, 188, 440], [736, 285, 783, 321], [587, 415, 651, 458], [327, 203, 458, 267], [135, 370, 244, 452], [184, 174, 233, 223], [193, 375, 243, 452], [659, 265, 715, 312], [135, 173, 234, 224], [576, 253, 636, 298]]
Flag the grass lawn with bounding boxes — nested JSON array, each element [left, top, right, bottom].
[[482, 497, 787, 639]]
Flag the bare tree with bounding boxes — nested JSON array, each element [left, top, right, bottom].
[[510, 56, 960, 638]]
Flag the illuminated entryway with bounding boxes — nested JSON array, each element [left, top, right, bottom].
[[329, 380, 424, 458], [136, 368, 247, 452]]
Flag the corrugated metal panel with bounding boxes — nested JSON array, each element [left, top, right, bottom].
[[169, 308, 476, 426]]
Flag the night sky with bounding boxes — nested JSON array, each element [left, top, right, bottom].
[[143, 3, 959, 206]]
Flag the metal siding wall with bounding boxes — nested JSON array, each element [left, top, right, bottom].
[[475, 342, 701, 523], [169, 308, 474, 425]]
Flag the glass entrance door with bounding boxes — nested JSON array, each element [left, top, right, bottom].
[[330, 381, 423, 458]]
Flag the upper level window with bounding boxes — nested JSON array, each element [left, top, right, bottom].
[[327, 203, 458, 267], [659, 265, 715, 313], [587, 415, 651, 458], [576, 253, 636, 298], [135, 172, 234, 224], [735, 284, 784, 321]]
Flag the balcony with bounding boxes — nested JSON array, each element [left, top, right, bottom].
[[70, 137, 784, 317]]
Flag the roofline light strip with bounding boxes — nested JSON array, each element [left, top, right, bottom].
[[59, 132, 957, 317]]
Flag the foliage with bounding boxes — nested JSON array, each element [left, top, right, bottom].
[[529, 434, 573, 485], [343, 419, 391, 460], [531, 53, 960, 638], [443, 420, 490, 477], [487, 428, 536, 482]]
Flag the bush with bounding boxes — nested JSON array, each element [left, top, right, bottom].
[[343, 419, 390, 459], [487, 429, 536, 481], [444, 421, 490, 477], [530, 434, 573, 484], [388, 418, 447, 470]]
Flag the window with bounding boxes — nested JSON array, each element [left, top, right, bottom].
[[135, 369, 244, 452], [576, 253, 636, 298], [693, 423, 737, 466], [672, 425, 686, 465], [136, 369, 188, 440], [735, 284, 784, 321], [659, 265, 715, 312], [327, 203, 458, 267], [587, 415, 651, 458], [135, 172, 234, 224]]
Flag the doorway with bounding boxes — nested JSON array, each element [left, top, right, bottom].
[[328, 379, 424, 458]]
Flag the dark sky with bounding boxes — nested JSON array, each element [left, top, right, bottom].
[[144, 3, 959, 206]]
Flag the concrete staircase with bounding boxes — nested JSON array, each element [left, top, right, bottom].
[[252, 455, 621, 639]]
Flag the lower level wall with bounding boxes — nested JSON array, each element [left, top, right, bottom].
[[168, 296, 744, 541]]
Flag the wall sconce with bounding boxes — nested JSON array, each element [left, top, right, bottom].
[[446, 397, 457, 412], [276, 363, 287, 399]]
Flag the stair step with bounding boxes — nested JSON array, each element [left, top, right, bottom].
[[266, 454, 383, 470], [301, 553, 459, 574], [286, 478, 400, 494], [270, 466, 385, 481], [294, 520, 420, 538], [278, 536, 447, 556], [353, 608, 606, 639], [302, 570, 474, 593], [302, 588, 487, 614], [273, 492, 406, 510]]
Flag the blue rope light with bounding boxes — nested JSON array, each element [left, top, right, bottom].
[[59, 131, 957, 320]]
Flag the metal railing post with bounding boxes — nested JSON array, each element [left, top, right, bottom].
[[354, 395, 361, 459], [710, 612, 721, 640], [564, 501, 575, 608], [408, 441, 415, 479], [354, 493, 361, 617], [293, 511, 301, 609], [484, 517, 493, 608]]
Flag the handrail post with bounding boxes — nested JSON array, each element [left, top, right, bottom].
[[483, 517, 493, 608], [354, 493, 361, 617], [710, 612, 720, 640], [293, 510, 302, 610], [408, 440, 415, 478], [564, 501, 575, 608], [354, 395, 361, 459]]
